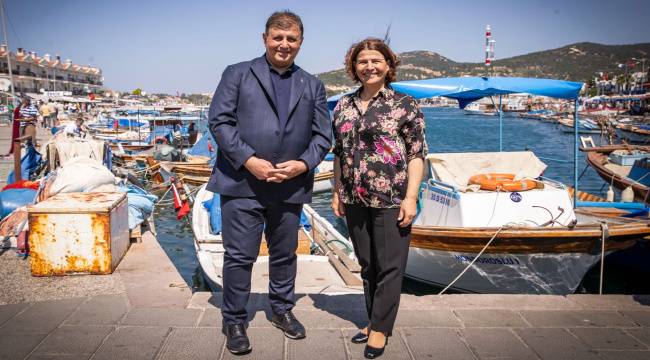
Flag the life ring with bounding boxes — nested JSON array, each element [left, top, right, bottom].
[[153, 136, 168, 145], [468, 173, 537, 192]]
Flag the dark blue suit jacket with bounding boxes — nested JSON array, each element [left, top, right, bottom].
[[207, 55, 332, 204]]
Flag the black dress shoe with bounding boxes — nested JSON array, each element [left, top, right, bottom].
[[223, 323, 252, 355], [364, 336, 388, 359], [351, 331, 369, 343], [270, 310, 306, 339]]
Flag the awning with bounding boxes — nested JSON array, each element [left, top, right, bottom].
[[328, 76, 584, 110]]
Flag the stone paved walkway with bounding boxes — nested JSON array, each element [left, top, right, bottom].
[[1, 292, 649, 359]]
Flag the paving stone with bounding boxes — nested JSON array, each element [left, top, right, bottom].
[[187, 292, 222, 309], [395, 309, 461, 328], [198, 309, 222, 327], [64, 294, 128, 325], [626, 328, 650, 347], [401, 328, 474, 359], [569, 328, 646, 350], [157, 327, 224, 360], [32, 325, 114, 356], [454, 309, 529, 328], [460, 328, 538, 359], [0, 298, 86, 335], [567, 295, 650, 310], [0, 333, 47, 360], [0, 302, 30, 326], [248, 309, 364, 329], [92, 326, 170, 360], [444, 294, 580, 310], [399, 294, 447, 310], [121, 307, 201, 327], [519, 310, 637, 327], [597, 350, 650, 360], [621, 311, 650, 326], [222, 327, 283, 360], [515, 328, 599, 359], [305, 293, 367, 312], [287, 328, 346, 360], [346, 328, 410, 360], [27, 354, 88, 360]]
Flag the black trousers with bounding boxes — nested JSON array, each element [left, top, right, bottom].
[[344, 204, 411, 333], [220, 195, 302, 325]]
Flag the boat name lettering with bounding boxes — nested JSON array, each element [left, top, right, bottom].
[[453, 255, 521, 265], [429, 193, 451, 206]]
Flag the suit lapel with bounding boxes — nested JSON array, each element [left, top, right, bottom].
[[287, 69, 306, 124], [250, 56, 278, 114]]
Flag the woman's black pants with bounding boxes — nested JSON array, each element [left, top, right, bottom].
[[344, 204, 411, 333]]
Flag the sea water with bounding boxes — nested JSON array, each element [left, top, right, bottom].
[[159, 107, 650, 294]]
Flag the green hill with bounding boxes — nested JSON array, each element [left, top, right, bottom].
[[317, 42, 650, 96]]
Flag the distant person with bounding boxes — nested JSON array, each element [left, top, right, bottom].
[[331, 38, 426, 359], [5, 97, 25, 156], [207, 10, 330, 355], [18, 99, 39, 147], [63, 115, 87, 137], [39, 100, 51, 128], [187, 122, 198, 145], [48, 101, 57, 128]]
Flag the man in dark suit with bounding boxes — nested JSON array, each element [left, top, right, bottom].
[[207, 10, 331, 355]]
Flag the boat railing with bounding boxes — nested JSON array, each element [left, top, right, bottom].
[[426, 178, 458, 193]]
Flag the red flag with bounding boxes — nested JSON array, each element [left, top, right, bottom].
[[170, 181, 190, 219]]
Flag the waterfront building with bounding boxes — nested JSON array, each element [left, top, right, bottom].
[[0, 45, 103, 95]]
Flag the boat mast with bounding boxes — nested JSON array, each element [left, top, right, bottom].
[[0, 0, 16, 99]]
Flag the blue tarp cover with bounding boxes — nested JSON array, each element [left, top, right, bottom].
[[7, 146, 42, 184], [328, 76, 583, 110]]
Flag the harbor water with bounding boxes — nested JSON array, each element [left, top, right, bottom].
[[161, 108, 650, 295]]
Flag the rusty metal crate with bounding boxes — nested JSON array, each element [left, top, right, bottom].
[[27, 192, 129, 276]]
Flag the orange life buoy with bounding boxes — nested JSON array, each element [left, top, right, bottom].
[[468, 173, 537, 192], [153, 136, 168, 145]]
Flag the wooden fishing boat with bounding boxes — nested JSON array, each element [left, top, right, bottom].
[[405, 151, 650, 294], [615, 123, 650, 144], [191, 185, 361, 293], [583, 145, 650, 203]]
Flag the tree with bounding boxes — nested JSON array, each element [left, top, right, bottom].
[[132, 88, 143, 96]]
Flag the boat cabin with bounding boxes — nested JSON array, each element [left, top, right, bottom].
[[415, 151, 577, 228]]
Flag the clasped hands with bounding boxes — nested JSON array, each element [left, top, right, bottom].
[[244, 156, 307, 183]]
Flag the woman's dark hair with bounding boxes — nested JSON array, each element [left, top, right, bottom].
[[265, 10, 304, 37], [344, 38, 400, 86]]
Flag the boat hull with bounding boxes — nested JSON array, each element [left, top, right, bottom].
[[405, 247, 607, 294]]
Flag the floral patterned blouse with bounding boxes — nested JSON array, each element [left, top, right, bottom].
[[333, 87, 427, 208]]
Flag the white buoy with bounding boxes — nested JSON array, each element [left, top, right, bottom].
[[606, 186, 615, 202], [621, 186, 634, 202]]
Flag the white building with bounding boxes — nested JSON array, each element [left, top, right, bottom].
[[0, 45, 103, 95]]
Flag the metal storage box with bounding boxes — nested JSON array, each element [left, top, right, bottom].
[[27, 192, 129, 276], [608, 151, 648, 166]]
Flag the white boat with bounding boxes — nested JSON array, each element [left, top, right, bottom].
[[191, 185, 361, 293], [407, 151, 650, 294], [313, 156, 334, 194]]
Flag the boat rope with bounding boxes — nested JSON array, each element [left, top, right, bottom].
[[438, 226, 506, 295], [599, 221, 609, 295]]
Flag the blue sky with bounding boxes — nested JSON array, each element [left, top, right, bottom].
[[4, 0, 650, 93]]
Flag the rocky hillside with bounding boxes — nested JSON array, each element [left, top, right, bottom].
[[317, 42, 650, 96]]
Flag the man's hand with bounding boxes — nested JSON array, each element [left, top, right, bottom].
[[244, 156, 275, 180], [266, 160, 308, 183]]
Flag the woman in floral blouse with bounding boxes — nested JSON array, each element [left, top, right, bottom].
[[331, 38, 426, 359]]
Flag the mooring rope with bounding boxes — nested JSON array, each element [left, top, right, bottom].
[[438, 226, 506, 295]]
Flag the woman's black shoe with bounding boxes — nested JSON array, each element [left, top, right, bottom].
[[351, 331, 369, 343], [363, 337, 388, 359]]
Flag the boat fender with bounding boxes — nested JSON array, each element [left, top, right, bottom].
[[468, 173, 537, 192], [621, 186, 634, 202]]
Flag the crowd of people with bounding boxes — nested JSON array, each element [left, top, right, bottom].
[[4, 95, 88, 157]]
